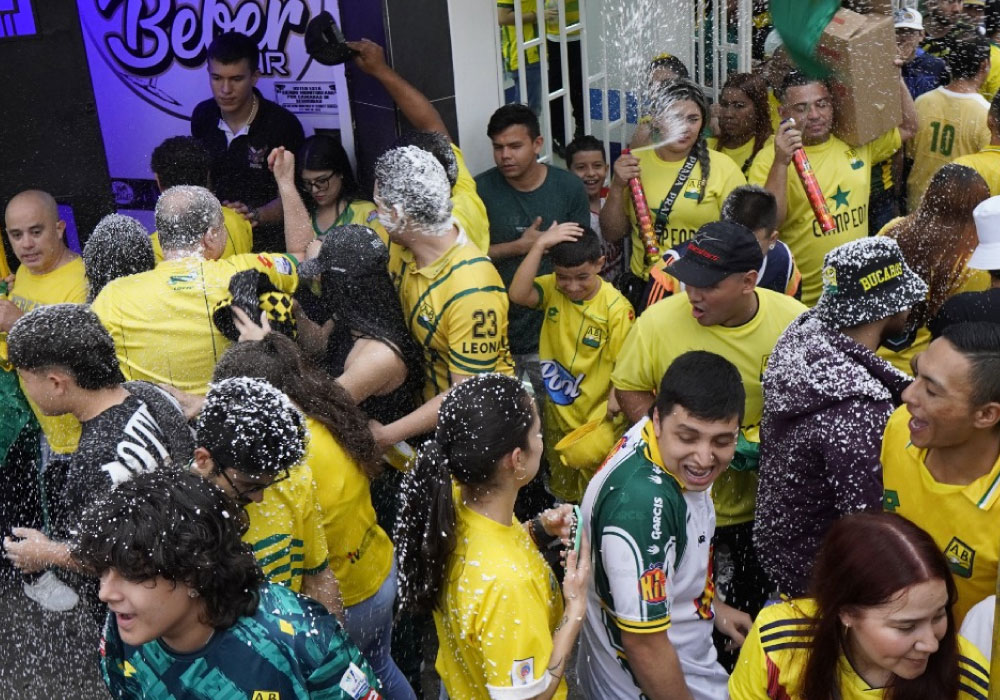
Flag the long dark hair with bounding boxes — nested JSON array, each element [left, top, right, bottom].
[[719, 72, 772, 166], [296, 134, 362, 209], [394, 374, 535, 616], [884, 164, 988, 328], [804, 512, 959, 700], [654, 79, 711, 203], [212, 332, 380, 480]]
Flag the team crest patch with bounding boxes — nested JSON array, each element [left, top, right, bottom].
[[582, 325, 605, 348], [251, 692, 281, 700], [511, 657, 535, 686], [338, 663, 372, 699], [944, 537, 975, 579], [366, 209, 379, 223], [639, 564, 667, 603], [547, 306, 560, 322], [759, 353, 770, 380], [248, 145, 268, 170], [822, 265, 838, 295]]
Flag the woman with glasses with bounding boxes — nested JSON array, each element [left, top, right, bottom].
[[298, 134, 389, 244], [189, 376, 345, 621]]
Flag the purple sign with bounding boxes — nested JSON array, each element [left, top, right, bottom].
[[0, 0, 36, 39]]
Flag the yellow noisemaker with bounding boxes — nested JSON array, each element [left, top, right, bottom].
[[554, 411, 627, 472]]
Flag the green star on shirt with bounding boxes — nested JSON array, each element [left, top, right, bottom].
[[830, 186, 851, 209]]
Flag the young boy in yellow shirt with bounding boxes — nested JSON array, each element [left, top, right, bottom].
[[509, 226, 634, 502]]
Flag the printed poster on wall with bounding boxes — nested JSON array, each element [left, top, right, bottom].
[[77, 0, 352, 213]]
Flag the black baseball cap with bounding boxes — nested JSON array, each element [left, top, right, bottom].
[[298, 224, 387, 279], [667, 221, 764, 288]]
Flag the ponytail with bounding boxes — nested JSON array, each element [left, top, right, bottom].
[[395, 440, 457, 616]]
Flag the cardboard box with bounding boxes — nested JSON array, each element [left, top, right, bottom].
[[840, 0, 893, 15], [817, 8, 900, 147]]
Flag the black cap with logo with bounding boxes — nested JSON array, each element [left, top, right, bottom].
[[667, 221, 764, 288]]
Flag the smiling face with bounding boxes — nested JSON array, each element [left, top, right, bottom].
[[554, 260, 604, 302], [841, 579, 949, 686], [653, 405, 739, 490], [99, 569, 206, 649], [903, 338, 982, 449], [568, 149, 608, 199]]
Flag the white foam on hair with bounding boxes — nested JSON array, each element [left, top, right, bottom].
[[374, 146, 453, 236]]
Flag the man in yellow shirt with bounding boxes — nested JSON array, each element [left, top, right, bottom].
[[907, 37, 992, 210], [1, 190, 87, 455], [347, 38, 490, 255], [149, 135, 253, 262], [190, 376, 342, 619], [611, 222, 806, 649], [750, 72, 917, 305], [373, 146, 515, 449], [93, 160, 308, 394], [881, 322, 1000, 624], [953, 91, 1000, 196]]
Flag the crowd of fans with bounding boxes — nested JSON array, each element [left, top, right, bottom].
[[1, 3, 1000, 697]]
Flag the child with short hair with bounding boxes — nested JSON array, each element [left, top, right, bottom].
[[565, 136, 628, 286], [509, 226, 635, 502], [644, 184, 802, 310]]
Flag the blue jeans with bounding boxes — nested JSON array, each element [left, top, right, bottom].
[[344, 561, 415, 700], [504, 61, 542, 115]]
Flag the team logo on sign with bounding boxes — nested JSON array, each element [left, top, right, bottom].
[[945, 537, 975, 579], [639, 564, 667, 603]]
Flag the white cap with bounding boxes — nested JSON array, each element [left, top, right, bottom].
[[763, 29, 783, 58], [893, 8, 923, 31], [970, 196, 1000, 270]]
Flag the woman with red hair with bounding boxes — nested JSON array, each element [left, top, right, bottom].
[[730, 512, 990, 699]]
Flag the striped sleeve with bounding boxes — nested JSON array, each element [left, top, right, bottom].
[[957, 640, 990, 700]]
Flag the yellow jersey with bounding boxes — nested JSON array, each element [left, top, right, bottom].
[[311, 199, 389, 246], [979, 43, 1000, 102], [612, 288, 806, 525], [625, 147, 747, 280], [882, 405, 1000, 624], [303, 417, 393, 607], [451, 144, 490, 254], [544, 0, 579, 38], [6, 257, 88, 453], [707, 135, 759, 175], [907, 88, 991, 212], [389, 239, 515, 403], [434, 498, 566, 700], [749, 130, 902, 306], [953, 147, 1000, 197], [768, 89, 782, 132], [498, 0, 540, 71], [91, 252, 298, 394], [150, 206, 253, 264], [532, 274, 634, 502], [730, 598, 990, 699], [243, 463, 329, 593]]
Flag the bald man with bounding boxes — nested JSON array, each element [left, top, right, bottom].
[[2, 190, 87, 454]]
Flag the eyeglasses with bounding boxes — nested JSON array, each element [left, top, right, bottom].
[[218, 467, 289, 501], [301, 172, 338, 192]]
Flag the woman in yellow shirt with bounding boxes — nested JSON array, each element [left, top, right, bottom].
[[395, 374, 590, 700], [708, 73, 773, 176], [213, 332, 415, 700], [297, 134, 388, 243], [730, 512, 990, 699], [878, 164, 991, 373]]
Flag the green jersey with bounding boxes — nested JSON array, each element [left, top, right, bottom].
[[100, 582, 382, 700]]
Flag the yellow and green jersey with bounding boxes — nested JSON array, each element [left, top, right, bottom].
[[882, 405, 1000, 625], [244, 463, 329, 593], [624, 147, 746, 280], [979, 43, 1000, 102], [749, 130, 902, 305], [729, 598, 990, 699], [151, 206, 253, 264], [435, 496, 566, 700], [531, 274, 634, 501], [92, 252, 298, 394], [954, 147, 1000, 197], [389, 239, 514, 403], [707, 135, 759, 175], [498, 0, 540, 71], [101, 582, 383, 699], [6, 257, 88, 453], [303, 417, 393, 608], [612, 288, 806, 525], [312, 199, 389, 246], [451, 144, 490, 254]]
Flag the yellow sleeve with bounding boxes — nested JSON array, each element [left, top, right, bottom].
[[979, 45, 1000, 101], [150, 233, 165, 265], [746, 143, 777, 187], [346, 200, 389, 246], [957, 636, 991, 700], [245, 253, 299, 294], [532, 274, 557, 311], [606, 295, 635, 358], [450, 144, 490, 254], [222, 207, 254, 257], [610, 316, 655, 392], [300, 470, 330, 575], [444, 289, 510, 377], [477, 576, 558, 695], [727, 616, 772, 700], [866, 128, 903, 166]]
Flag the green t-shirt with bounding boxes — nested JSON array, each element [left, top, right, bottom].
[[101, 582, 382, 699], [475, 164, 590, 354]]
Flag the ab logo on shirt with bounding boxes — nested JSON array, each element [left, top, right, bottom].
[[251, 692, 280, 700], [945, 536, 976, 579]]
